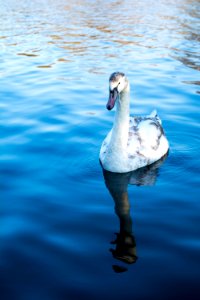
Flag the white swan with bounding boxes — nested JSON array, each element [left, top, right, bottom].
[[100, 72, 169, 173]]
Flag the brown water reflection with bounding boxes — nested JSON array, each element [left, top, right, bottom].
[[1, 0, 199, 74]]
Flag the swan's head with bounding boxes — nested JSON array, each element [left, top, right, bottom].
[[107, 72, 129, 110]]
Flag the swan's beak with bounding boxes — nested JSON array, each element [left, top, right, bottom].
[[106, 88, 118, 110]]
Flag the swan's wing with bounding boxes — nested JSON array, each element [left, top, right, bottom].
[[148, 110, 162, 125], [128, 114, 167, 156], [137, 117, 165, 150]]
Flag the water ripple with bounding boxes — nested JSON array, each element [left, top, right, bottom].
[[1, 0, 200, 299]]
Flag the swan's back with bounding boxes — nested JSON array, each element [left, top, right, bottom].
[[100, 112, 169, 173], [127, 113, 169, 170]]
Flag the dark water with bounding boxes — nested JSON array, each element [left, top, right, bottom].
[[0, 0, 200, 299]]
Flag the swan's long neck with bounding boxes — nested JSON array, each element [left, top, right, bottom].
[[110, 88, 130, 151]]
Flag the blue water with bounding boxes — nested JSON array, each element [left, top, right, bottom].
[[0, 0, 200, 299]]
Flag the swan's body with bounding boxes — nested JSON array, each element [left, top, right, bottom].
[[100, 72, 169, 173]]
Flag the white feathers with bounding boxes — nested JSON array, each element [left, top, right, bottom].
[[149, 109, 158, 118], [100, 74, 169, 173]]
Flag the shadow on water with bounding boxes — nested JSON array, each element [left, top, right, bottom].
[[102, 154, 168, 273]]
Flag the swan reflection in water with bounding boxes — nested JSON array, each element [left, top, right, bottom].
[[102, 154, 168, 273]]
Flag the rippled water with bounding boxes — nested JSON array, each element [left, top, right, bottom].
[[0, 0, 200, 299]]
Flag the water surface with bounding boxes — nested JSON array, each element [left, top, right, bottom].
[[0, 0, 200, 299]]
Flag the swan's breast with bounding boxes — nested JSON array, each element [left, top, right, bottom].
[[100, 130, 112, 160]]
